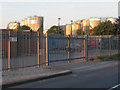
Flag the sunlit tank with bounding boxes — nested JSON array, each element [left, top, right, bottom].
[[21, 20, 25, 26], [72, 23, 81, 35], [83, 19, 90, 27], [82, 19, 90, 34], [66, 24, 71, 35], [21, 16, 43, 31], [106, 17, 116, 24], [66, 23, 81, 36], [89, 18, 100, 29], [8, 22, 20, 30]]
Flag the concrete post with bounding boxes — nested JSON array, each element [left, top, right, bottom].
[[46, 33, 49, 66], [8, 30, 10, 71], [37, 31, 40, 68]]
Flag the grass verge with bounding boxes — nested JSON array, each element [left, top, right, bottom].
[[90, 54, 120, 61]]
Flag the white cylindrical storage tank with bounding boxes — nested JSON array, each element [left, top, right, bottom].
[[107, 17, 116, 24], [27, 16, 44, 31], [89, 18, 100, 29]]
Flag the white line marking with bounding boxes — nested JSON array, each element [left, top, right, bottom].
[[108, 84, 120, 90]]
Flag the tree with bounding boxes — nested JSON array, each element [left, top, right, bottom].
[[92, 21, 116, 35], [37, 27, 43, 35], [47, 25, 64, 35], [18, 25, 31, 30], [115, 16, 120, 35], [76, 29, 85, 36]]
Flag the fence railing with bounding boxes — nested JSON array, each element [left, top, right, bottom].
[[0, 30, 119, 71], [87, 35, 119, 59]]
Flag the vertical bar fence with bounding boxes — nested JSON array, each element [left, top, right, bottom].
[[1, 29, 119, 71]]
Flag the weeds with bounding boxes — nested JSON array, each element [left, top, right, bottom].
[[96, 54, 120, 61]]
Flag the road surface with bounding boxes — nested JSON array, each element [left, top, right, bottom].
[[10, 61, 119, 89]]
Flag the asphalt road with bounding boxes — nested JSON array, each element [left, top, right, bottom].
[[10, 61, 119, 89]]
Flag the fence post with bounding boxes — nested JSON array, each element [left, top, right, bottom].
[[95, 37, 96, 49], [46, 33, 49, 66], [100, 35, 102, 56], [8, 30, 10, 71], [37, 31, 40, 68], [84, 35, 86, 61], [118, 35, 120, 54], [83, 35, 88, 62], [85, 35, 88, 62], [109, 36, 111, 56], [17, 31, 19, 56], [68, 35, 71, 63], [95, 36, 98, 57]]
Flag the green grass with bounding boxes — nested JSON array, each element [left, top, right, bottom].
[[90, 58, 95, 61], [97, 54, 120, 61]]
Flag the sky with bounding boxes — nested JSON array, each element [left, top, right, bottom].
[[0, 0, 119, 30]]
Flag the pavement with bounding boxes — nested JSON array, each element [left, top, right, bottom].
[[1, 60, 119, 89], [10, 60, 119, 88], [2, 65, 72, 88]]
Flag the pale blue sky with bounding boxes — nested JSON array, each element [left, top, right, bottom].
[[0, 1, 119, 30]]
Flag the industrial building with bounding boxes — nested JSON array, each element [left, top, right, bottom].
[[1, 29, 38, 58]]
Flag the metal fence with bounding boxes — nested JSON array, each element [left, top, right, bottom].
[[0, 30, 119, 71], [0, 30, 1, 87], [88, 35, 119, 59], [48, 35, 86, 63]]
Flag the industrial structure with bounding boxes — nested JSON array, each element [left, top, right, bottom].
[[65, 17, 117, 36], [66, 24, 71, 35], [21, 16, 44, 31], [7, 22, 20, 30], [106, 17, 116, 24], [89, 17, 101, 29], [7, 16, 44, 32], [66, 23, 81, 36], [7, 16, 116, 36]]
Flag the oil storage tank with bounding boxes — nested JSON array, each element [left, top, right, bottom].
[[89, 17, 100, 29]]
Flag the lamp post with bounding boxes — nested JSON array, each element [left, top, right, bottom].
[[71, 20, 73, 36], [58, 18, 61, 34]]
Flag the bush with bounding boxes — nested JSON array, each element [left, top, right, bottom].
[[90, 58, 95, 61]]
